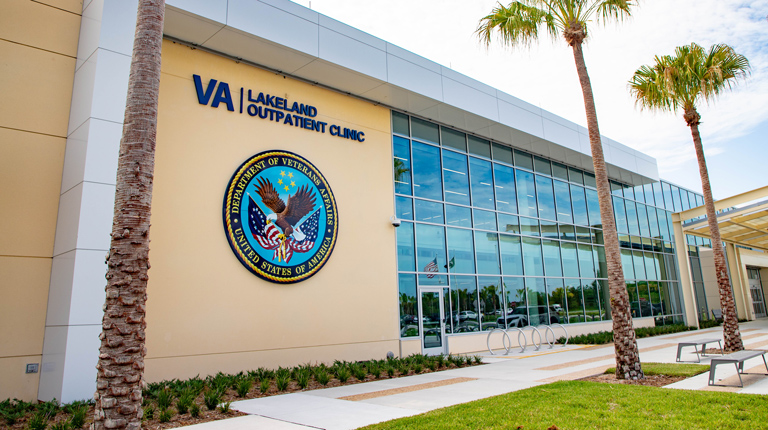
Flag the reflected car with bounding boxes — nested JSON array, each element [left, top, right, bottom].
[[496, 306, 560, 327], [457, 310, 478, 321]]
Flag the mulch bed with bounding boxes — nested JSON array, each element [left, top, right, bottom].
[[580, 373, 688, 387]]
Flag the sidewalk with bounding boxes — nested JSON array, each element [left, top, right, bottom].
[[185, 320, 768, 430]]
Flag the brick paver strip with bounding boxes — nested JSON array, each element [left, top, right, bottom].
[[537, 365, 613, 383], [535, 343, 679, 371], [742, 332, 767, 341], [337, 377, 478, 401]]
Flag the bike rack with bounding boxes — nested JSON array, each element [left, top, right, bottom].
[[521, 325, 543, 351], [486, 327, 528, 355], [547, 323, 570, 348]]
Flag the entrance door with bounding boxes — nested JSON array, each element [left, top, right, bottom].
[[748, 269, 766, 318], [418, 287, 446, 356]]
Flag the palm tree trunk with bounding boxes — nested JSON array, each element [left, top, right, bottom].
[[571, 42, 643, 379], [93, 1, 165, 429], [685, 108, 743, 352]]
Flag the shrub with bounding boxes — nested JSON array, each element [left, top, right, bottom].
[[259, 378, 271, 394], [28, 412, 49, 430], [295, 369, 310, 389], [314, 368, 331, 386], [189, 403, 200, 418], [276, 374, 290, 391], [235, 378, 253, 398], [386, 365, 395, 378], [219, 401, 232, 414], [143, 405, 155, 421], [69, 405, 88, 429], [336, 366, 351, 383], [51, 419, 72, 430], [158, 408, 173, 423], [37, 399, 60, 419], [203, 389, 221, 411], [176, 391, 194, 415], [155, 388, 174, 410]]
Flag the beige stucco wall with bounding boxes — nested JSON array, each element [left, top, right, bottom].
[[144, 41, 398, 382], [0, 0, 81, 401]]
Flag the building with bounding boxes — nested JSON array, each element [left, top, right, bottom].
[[2, 0, 766, 403]]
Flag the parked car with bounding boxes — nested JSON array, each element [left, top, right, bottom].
[[457, 310, 478, 322]]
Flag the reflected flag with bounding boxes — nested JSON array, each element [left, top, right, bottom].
[[424, 257, 438, 278], [444, 256, 455, 270]]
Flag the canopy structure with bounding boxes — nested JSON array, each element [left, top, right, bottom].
[[672, 186, 768, 326]]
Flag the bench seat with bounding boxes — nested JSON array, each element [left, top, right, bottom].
[[708, 350, 768, 387], [676, 338, 722, 363]]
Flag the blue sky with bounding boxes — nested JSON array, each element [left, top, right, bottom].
[[293, 0, 768, 200]]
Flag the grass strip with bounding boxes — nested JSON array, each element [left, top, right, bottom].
[[604, 362, 709, 377], [360, 381, 767, 430]]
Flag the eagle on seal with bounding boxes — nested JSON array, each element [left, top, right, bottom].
[[253, 176, 317, 241]]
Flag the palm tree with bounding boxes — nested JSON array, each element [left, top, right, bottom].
[[477, 0, 644, 379], [629, 43, 749, 352], [93, 1, 165, 429]]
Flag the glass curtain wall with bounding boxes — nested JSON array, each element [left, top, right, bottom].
[[394, 112, 686, 338]]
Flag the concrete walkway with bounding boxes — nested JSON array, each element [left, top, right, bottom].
[[185, 320, 768, 430]]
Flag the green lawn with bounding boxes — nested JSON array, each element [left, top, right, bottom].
[[360, 381, 767, 430]]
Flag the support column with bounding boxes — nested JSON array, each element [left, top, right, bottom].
[[672, 214, 698, 327], [725, 243, 750, 320]]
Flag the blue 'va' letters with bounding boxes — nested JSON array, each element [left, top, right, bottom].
[[193, 74, 234, 111]]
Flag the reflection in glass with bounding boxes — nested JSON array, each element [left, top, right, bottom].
[[621, 249, 634, 280], [535, 175, 557, 221], [583, 280, 603, 321], [613, 197, 628, 234], [414, 199, 444, 224], [520, 216, 540, 237], [593, 246, 607, 278], [638, 281, 651, 317], [541, 219, 559, 239], [473, 209, 497, 231], [632, 251, 646, 280], [559, 224, 575, 241], [399, 274, 418, 337], [445, 204, 472, 228], [397, 222, 415, 272], [554, 180, 573, 223], [393, 136, 412, 195], [542, 240, 563, 277], [586, 188, 601, 228], [420, 290, 443, 349], [565, 279, 585, 323], [648, 281, 661, 316], [627, 282, 640, 318], [499, 234, 524, 276], [644, 253, 658, 280], [498, 213, 519, 234], [396, 196, 413, 220], [516, 169, 538, 217], [478, 277, 503, 331], [475, 232, 500, 274], [526, 277, 548, 325], [647, 206, 660, 238], [547, 278, 566, 324], [446, 228, 475, 274], [415, 223, 446, 274], [578, 244, 595, 278], [412, 141, 443, 200], [561, 242, 580, 278], [470, 157, 495, 209], [494, 164, 517, 214], [637, 204, 651, 237], [522, 237, 544, 277], [501, 277, 526, 328], [442, 150, 470, 205], [451, 276, 479, 332], [625, 200, 640, 236]]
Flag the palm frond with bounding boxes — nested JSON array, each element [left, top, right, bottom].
[[476, 1, 556, 48], [593, 0, 635, 23]]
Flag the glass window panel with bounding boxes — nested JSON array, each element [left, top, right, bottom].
[[554, 180, 574, 223], [696, 194, 704, 207], [638, 281, 652, 317], [643, 183, 655, 207], [593, 245, 606, 278], [624, 186, 635, 201], [627, 282, 640, 317], [499, 234, 524, 276], [392, 111, 409, 136], [578, 244, 595, 278], [479, 277, 504, 330], [442, 150, 470, 205], [625, 200, 640, 236], [415, 223, 446, 274], [671, 186, 682, 212], [493, 163, 517, 214], [445, 204, 472, 228], [634, 185, 646, 204], [583, 172, 597, 188], [396, 196, 413, 220], [535, 175, 557, 221], [473, 209, 497, 231], [451, 275, 479, 332], [526, 277, 548, 325], [467, 136, 491, 158], [644, 252, 658, 280], [475, 231, 501, 274], [541, 220, 559, 239], [586, 188, 601, 228], [547, 278, 566, 324], [398, 274, 418, 337], [551, 162, 569, 181], [561, 242, 580, 278], [542, 239, 563, 277], [414, 199, 444, 223], [498, 213, 519, 234], [565, 278, 585, 323], [593, 229, 604, 245], [648, 281, 661, 316], [660, 281, 674, 315], [393, 136, 412, 195], [470, 157, 495, 209], [632, 251, 646, 279], [446, 228, 475, 274], [501, 277, 526, 328], [584, 280, 604, 321], [559, 224, 576, 241], [653, 182, 668, 208], [680, 190, 691, 211], [621, 248, 635, 280], [613, 197, 629, 234], [657, 208, 671, 241], [520, 216, 540, 236], [411, 117, 439, 143], [533, 156, 552, 175], [570, 185, 589, 226], [514, 150, 533, 170], [569, 167, 584, 185], [662, 182, 674, 211], [611, 181, 623, 197], [636, 203, 650, 237], [492, 143, 513, 164], [516, 169, 538, 217], [522, 237, 544, 276], [412, 141, 442, 200], [576, 226, 591, 243], [397, 222, 416, 272], [441, 127, 466, 151]]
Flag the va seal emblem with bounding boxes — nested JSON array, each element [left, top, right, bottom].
[[223, 151, 338, 283]]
